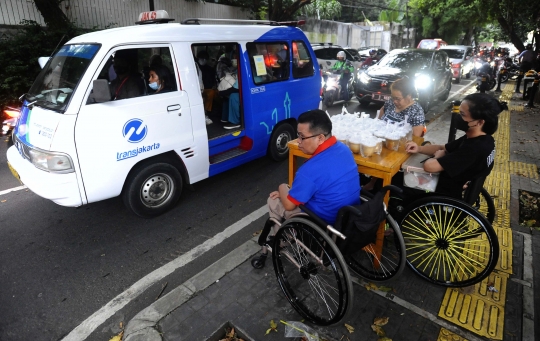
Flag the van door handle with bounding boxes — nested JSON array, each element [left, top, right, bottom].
[[167, 104, 181, 112]]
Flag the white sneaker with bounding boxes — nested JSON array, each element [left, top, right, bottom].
[[205, 115, 213, 125]]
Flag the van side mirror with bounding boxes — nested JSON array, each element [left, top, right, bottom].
[[92, 79, 112, 103], [38, 57, 50, 69]]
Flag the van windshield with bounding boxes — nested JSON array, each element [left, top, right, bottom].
[[27, 44, 100, 112]]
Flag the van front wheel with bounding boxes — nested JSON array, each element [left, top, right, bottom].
[[268, 123, 295, 161], [123, 163, 183, 218]]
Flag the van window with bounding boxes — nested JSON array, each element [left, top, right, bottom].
[[247, 42, 290, 84], [89, 47, 177, 103], [292, 41, 314, 78]]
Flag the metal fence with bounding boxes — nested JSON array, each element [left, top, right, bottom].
[[0, 0, 250, 29]]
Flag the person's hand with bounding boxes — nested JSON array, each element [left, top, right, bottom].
[[434, 149, 446, 159], [405, 141, 419, 153], [269, 191, 280, 200]]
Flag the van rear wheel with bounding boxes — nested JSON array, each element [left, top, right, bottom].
[[122, 162, 183, 217], [268, 123, 295, 161]]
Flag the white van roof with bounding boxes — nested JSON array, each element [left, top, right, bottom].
[[67, 23, 299, 46]]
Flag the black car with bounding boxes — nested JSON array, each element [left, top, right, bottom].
[[354, 49, 453, 113]]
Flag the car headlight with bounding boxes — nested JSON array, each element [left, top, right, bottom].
[[414, 74, 431, 89], [359, 72, 372, 84], [28, 148, 74, 173]]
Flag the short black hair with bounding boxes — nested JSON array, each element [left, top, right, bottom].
[[298, 109, 332, 136], [197, 50, 209, 59], [462, 93, 504, 135], [150, 65, 173, 91]]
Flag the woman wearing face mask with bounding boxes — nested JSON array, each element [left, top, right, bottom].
[[404, 93, 505, 199], [148, 65, 173, 94]]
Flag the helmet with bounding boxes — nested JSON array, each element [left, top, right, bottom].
[[337, 51, 346, 59], [369, 49, 377, 57]]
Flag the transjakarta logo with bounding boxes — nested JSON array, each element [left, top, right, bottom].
[[123, 118, 147, 143], [117, 118, 160, 161]]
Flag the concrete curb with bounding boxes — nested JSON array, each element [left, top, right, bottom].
[[123, 237, 261, 341]]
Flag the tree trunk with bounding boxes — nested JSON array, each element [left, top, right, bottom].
[[497, 16, 524, 52], [462, 27, 474, 45], [33, 0, 72, 31]]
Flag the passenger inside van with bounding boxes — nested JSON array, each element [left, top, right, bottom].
[[148, 65, 174, 94], [110, 50, 144, 100]]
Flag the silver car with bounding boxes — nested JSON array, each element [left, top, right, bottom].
[[440, 45, 475, 83]]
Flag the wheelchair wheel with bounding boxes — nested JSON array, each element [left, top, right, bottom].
[[400, 196, 499, 287], [272, 218, 353, 326], [472, 188, 495, 224], [346, 213, 406, 282]]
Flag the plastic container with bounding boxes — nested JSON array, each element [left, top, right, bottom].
[[360, 143, 376, 157], [385, 138, 400, 151], [401, 154, 440, 192], [348, 135, 362, 154]]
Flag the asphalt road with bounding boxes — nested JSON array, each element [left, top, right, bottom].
[[0, 77, 474, 341]]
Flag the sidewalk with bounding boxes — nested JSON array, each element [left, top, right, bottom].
[[123, 82, 539, 341]]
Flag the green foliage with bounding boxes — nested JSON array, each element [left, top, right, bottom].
[[304, 0, 342, 20], [0, 21, 87, 110], [378, 0, 404, 23]]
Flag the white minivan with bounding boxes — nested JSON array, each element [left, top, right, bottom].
[[7, 13, 321, 217]]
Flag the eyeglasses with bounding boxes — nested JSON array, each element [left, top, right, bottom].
[[391, 97, 404, 102], [297, 133, 323, 142]]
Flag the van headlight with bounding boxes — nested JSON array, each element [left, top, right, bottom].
[[415, 74, 431, 89], [359, 72, 372, 84], [28, 149, 74, 173]]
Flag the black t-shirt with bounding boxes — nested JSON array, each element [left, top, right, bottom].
[[436, 135, 495, 199]]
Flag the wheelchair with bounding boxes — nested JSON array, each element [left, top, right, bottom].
[[251, 180, 499, 326]]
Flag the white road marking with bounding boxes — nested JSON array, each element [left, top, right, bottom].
[[61, 205, 268, 341], [0, 185, 27, 196]]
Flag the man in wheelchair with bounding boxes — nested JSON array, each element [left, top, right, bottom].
[[253, 109, 361, 267]]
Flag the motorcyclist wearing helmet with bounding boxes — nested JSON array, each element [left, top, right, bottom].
[[515, 43, 535, 93], [360, 49, 380, 68], [331, 51, 354, 100]]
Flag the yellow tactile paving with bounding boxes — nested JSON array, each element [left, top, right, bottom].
[[437, 328, 469, 341], [439, 288, 505, 339], [509, 161, 539, 179]]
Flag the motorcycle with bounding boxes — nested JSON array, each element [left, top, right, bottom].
[[322, 69, 354, 107], [2, 106, 21, 147], [498, 58, 520, 83], [476, 61, 496, 93]]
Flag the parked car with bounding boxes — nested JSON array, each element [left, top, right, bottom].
[[417, 38, 448, 50], [354, 48, 453, 113], [357, 47, 388, 61], [312, 43, 362, 71], [440, 45, 475, 83]]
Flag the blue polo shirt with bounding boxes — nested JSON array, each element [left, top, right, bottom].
[[288, 136, 361, 224]]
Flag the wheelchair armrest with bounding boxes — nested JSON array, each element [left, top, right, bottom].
[[299, 204, 329, 229]]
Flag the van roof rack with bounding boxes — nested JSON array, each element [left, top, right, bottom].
[[181, 18, 305, 27]]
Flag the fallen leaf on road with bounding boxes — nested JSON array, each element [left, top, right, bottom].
[[378, 337, 392, 341], [108, 331, 123, 341], [1, 200, 6, 203], [344, 323, 355, 333], [371, 324, 386, 336], [265, 319, 278, 335], [365, 282, 379, 291], [373, 317, 389, 326]]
